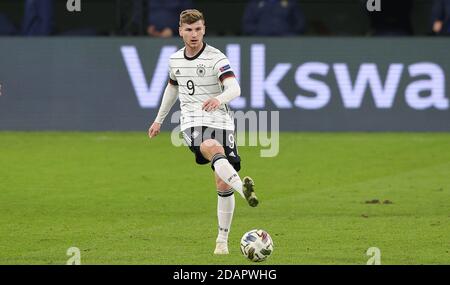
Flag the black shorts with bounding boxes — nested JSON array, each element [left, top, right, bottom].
[[181, 126, 241, 172]]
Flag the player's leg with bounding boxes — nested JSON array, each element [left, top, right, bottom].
[[200, 132, 259, 207], [214, 173, 234, 255], [221, 129, 259, 207], [200, 139, 245, 199], [184, 127, 255, 204]]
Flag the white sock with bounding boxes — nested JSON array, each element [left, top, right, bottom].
[[212, 155, 245, 199], [216, 189, 235, 244]]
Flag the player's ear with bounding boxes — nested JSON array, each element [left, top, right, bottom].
[[179, 26, 182, 37]]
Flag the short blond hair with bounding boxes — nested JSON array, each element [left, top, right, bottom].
[[179, 9, 205, 26]]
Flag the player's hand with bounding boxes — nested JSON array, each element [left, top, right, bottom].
[[148, 122, 161, 139], [202, 98, 221, 112]]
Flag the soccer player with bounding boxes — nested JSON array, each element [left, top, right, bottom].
[[148, 9, 258, 255]]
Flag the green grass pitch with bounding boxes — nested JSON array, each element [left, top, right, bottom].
[[0, 132, 449, 265]]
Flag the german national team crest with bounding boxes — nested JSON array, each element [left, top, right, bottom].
[[196, 64, 206, 77], [192, 130, 200, 139]]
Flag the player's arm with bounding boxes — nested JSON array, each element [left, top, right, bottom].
[[202, 77, 241, 112], [216, 77, 241, 105], [202, 56, 241, 112], [148, 82, 178, 138]]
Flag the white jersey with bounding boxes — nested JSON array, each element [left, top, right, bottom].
[[168, 43, 236, 131]]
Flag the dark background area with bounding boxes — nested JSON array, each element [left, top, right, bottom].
[[0, 0, 435, 36]]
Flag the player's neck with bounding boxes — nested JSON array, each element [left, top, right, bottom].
[[184, 42, 205, 58]]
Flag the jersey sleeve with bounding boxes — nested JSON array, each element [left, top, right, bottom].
[[213, 55, 235, 83], [168, 60, 178, 86]]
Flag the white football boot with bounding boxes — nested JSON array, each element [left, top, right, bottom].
[[214, 242, 229, 255]]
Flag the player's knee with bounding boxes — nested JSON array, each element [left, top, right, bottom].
[[200, 139, 224, 158], [201, 139, 221, 149]]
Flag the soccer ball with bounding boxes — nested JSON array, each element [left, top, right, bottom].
[[240, 229, 274, 262]]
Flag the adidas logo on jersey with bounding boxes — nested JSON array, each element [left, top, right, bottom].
[[176, 69, 181, 75]]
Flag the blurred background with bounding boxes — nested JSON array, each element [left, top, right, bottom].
[[0, 0, 449, 132], [0, 0, 448, 37]]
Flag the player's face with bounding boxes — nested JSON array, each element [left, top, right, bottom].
[[179, 20, 205, 50]]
